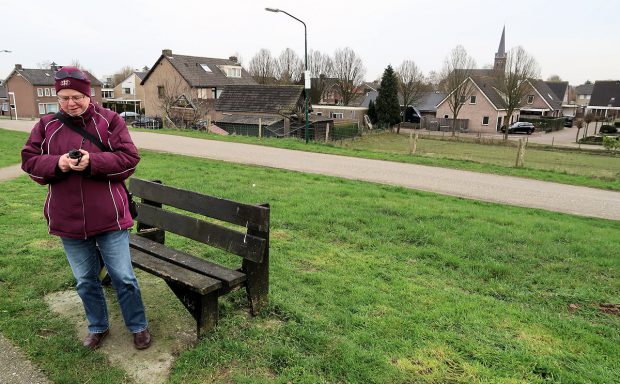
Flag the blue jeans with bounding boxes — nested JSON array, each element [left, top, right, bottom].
[[61, 230, 148, 334]]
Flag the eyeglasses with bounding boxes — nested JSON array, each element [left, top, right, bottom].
[[58, 95, 88, 103], [54, 70, 88, 81]]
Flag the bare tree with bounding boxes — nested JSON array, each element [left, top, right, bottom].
[[547, 74, 562, 81], [494, 46, 540, 140], [583, 112, 594, 138], [275, 48, 303, 84], [248, 49, 276, 85], [112, 65, 135, 87], [575, 118, 583, 143], [37, 60, 53, 69], [308, 49, 333, 104], [440, 45, 477, 136], [332, 47, 366, 106], [396, 60, 425, 132], [156, 77, 207, 128]]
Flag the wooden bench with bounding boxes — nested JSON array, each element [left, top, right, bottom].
[[127, 178, 270, 338]]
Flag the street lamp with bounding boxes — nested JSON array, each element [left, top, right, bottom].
[[265, 7, 310, 143], [1, 50, 12, 118]]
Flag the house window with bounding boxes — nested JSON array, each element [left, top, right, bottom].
[[198, 88, 209, 99], [90, 87, 95, 96], [460, 95, 466, 104], [482, 116, 489, 125], [38, 103, 59, 115], [37, 88, 44, 97], [351, 111, 356, 118], [44, 88, 51, 97], [331, 112, 344, 119], [47, 103, 59, 113], [51, 88, 56, 96], [527, 95, 534, 104], [102, 90, 114, 98], [444, 114, 449, 119], [316, 112, 322, 116], [469, 95, 476, 104], [123, 88, 131, 94], [225, 67, 241, 78], [157, 86, 165, 98]]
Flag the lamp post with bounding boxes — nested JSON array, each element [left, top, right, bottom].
[[1, 50, 11, 118], [265, 7, 310, 143]]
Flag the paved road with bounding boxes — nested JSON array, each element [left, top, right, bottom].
[[2, 119, 619, 220]]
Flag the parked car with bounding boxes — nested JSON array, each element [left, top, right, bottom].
[[131, 116, 162, 129], [563, 116, 574, 127], [119, 111, 140, 121], [501, 122, 535, 135]]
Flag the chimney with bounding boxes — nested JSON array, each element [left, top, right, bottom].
[[15, 64, 22, 70], [162, 49, 172, 56], [50, 62, 58, 71], [229, 56, 238, 63]]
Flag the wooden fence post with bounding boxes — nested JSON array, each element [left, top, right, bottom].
[[515, 139, 526, 167], [326, 123, 330, 141], [258, 118, 262, 139]]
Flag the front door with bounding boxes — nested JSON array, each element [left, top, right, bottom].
[[497, 116, 502, 131]]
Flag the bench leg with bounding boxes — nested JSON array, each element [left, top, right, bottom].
[[243, 259, 269, 315], [243, 203, 270, 315], [166, 282, 219, 339]]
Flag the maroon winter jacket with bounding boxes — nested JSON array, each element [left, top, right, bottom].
[[21, 103, 140, 239]]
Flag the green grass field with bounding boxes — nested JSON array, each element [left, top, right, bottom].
[[0, 129, 28, 167], [1, 150, 618, 383]]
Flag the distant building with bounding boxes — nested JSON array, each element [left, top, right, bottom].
[[3, 63, 102, 119]]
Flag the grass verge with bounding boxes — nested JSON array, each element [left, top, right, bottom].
[[0, 150, 618, 383], [129, 128, 620, 191], [0, 129, 28, 168]]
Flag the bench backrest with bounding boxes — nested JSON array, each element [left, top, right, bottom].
[[128, 178, 269, 263]]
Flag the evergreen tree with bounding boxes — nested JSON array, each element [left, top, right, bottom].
[[375, 65, 401, 129], [367, 99, 378, 124]]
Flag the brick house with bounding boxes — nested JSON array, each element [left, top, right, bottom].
[[435, 27, 563, 133], [3, 64, 102, 119], [141, 49, 257, 124], [585, 80, 620, 119]]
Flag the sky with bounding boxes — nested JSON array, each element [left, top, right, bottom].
[[2, 0, 618, 86]]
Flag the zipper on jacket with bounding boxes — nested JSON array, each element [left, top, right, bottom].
[[80, 178, 87, 239]]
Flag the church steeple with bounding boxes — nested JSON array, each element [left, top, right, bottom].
[[494, 26, 507, 71]]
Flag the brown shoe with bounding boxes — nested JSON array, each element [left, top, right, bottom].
[[133, 329, 151, 350], [83, 329, 109, 350]]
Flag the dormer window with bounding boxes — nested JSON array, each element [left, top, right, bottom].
[[218, 65, 242, 78]]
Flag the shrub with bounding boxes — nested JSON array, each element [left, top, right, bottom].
[[602, 135, 620, 153], [578, 136, 603, 144], [614, 121, 620, 128], [600, 125, 618, 134]]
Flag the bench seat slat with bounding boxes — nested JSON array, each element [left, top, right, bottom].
[[130, 248, 222, 295], [130, 234, 246, 289], [135, 203, 266, 263]]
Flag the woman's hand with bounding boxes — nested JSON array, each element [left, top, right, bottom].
[[69, 149, 90, 172]]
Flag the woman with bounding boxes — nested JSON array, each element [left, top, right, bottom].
[[21, 66, 151, 350]]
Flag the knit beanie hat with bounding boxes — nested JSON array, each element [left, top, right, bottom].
[[54, 66, 91, 97]]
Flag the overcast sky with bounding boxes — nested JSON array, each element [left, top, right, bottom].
[[2, 0, 617, 86]]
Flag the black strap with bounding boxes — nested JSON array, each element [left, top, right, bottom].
[[55, 112, 134, 198], [55, 112, 107, 152]]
